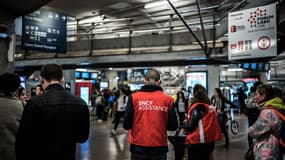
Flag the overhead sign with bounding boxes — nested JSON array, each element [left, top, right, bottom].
[[129, 69, 146, 83], [22, 9, 67, 53], [228, 3, 277, 60]]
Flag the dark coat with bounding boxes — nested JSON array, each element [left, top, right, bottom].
[[16, 84, 90, 160]]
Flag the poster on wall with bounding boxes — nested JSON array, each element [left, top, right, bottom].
[[228, 3, 277, 60], [186, 71, 207, 91]]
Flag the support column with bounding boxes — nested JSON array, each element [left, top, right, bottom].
[[0, 19, 15, 74], [207, 65, 220, 96], [259, 72, 268, 84], [0, 38, 13, 73]]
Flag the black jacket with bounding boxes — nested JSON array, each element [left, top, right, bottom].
[[182, 104, 206, 133], [16, 84, 90, 160]]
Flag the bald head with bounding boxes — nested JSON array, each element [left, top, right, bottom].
[[145, 69, 160, 84]]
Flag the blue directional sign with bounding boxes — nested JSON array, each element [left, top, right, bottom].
[[22, 9, 67, 53]]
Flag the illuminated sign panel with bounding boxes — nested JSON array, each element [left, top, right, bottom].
[[186, 71, 208, 91], [22, 9, 67, 53], [228, 3, 277, 60]]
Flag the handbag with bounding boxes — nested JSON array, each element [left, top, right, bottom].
[[245, 145, 254, 160]]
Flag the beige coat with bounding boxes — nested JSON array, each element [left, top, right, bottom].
[[0, 96, 23, 160]]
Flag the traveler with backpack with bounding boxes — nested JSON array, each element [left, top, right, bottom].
[[183, 84, 222, 160], [248, 84, 285, 160]]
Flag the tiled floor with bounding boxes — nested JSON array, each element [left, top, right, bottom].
[[76, 114, 250, 160]]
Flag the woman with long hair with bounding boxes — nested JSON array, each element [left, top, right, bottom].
[[174, 90, 188, 126], [210, 87, 236, 148], [182, 84, 222, 160]]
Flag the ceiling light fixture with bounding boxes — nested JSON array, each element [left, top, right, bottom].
[[144, 0, 178, 9], [227, 68, 243, 72], [78, 15, 104, 25]]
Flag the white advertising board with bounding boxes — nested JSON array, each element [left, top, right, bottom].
[[228, 3, 277, 60], [186, 71, 207, 91]]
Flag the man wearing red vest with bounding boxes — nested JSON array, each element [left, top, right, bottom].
[[123, 69, 178, 160]]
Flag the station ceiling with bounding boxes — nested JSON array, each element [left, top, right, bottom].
[[1, 0, 285, 71]]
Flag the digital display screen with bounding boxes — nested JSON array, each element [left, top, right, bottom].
[[22, 9, 67, 53], [81, 72, 89, 79], [243, 63, 249, 69], [251, 63, 257, 70], [75, 71, 81, 78], [90, 72, 97, 79]]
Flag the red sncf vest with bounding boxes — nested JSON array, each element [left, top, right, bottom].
[[128, 90, 174, 147], [185, 103, 222, 144]]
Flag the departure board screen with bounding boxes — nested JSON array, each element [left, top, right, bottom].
[[22, 9, 67, 53]]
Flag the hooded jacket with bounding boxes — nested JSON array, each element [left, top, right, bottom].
[[249, 97, 285, 160]]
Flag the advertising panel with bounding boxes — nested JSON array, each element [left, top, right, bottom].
[[228, 3, 277, 60], [186, 71, 208, 91], [22, 9, 67, 53], [80, 87, 89, 105]]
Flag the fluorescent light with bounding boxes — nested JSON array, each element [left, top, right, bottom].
[[78, 16, 103, 25], [76, 68, 88, 72], [227, 68, 243, 72], [144, 0, 178, 9]]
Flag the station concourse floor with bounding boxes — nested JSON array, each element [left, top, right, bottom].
[[76, 114, 250, 160]]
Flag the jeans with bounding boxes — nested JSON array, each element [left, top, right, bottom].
[[217, 112, 229, 147]]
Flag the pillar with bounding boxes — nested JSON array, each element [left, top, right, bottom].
[[259, 72, 268, 84], [207, 65, 220, 97], [0, 38, 13, 73], [0, 19, 16, 74]]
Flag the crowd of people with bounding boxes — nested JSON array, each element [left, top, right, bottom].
[[1, 65, 285, 160], [0, 64, 90, 160]]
